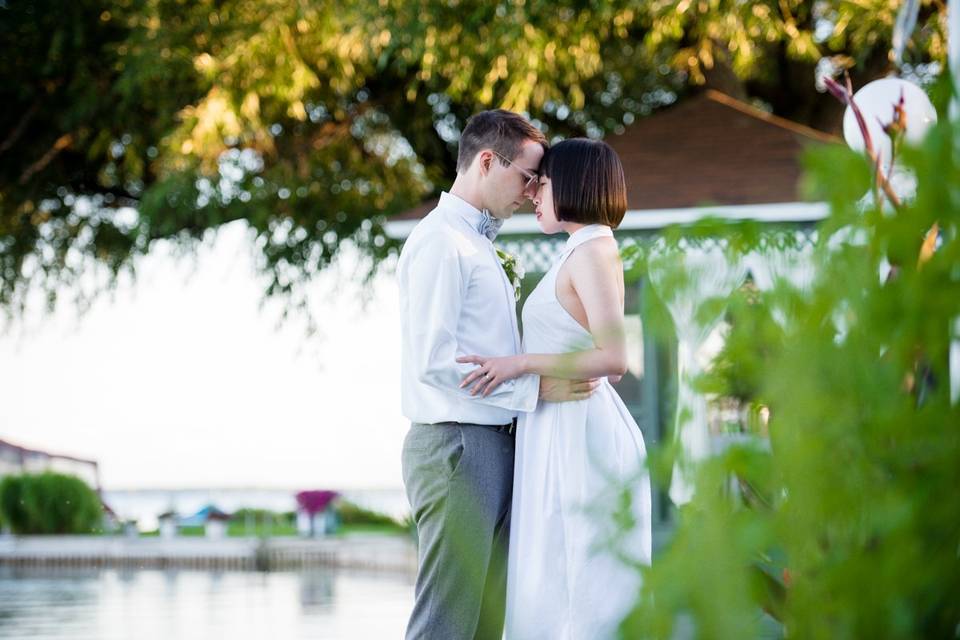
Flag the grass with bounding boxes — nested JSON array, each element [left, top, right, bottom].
[[336, 522, 410, 536], [226, 521, 298, 537]]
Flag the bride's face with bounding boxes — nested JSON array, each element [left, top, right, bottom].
[[533, 177, 563, 234]]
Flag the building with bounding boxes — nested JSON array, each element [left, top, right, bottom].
[[296, 490, 339, 537], [157, 510, 179, 539], [177, 505, 232, 539], [0, 437, 101, 491]]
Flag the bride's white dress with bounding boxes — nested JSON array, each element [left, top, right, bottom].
[[504, 224, 652, 640]]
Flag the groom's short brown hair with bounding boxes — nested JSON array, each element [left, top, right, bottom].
[[541, 138, 627, 229], [457, 110, 548, 173]]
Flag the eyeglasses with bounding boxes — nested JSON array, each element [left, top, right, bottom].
[[491, 150, 540, 192]]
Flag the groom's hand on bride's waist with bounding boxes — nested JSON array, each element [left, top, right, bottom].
[[538, 376, 600, 402]]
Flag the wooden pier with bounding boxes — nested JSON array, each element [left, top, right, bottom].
[[0, 534, 417, 574]]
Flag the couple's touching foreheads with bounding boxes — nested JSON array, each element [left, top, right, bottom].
[[398, 109, 652, 640]]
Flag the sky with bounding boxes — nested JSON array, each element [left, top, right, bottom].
[[0, 221, 407, 490]]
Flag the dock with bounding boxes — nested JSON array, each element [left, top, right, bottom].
[[0, 534, 417, 574]]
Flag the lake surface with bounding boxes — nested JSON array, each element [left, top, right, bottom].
[[0, 566, 414, 639]]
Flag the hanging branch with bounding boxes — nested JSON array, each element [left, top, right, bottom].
[[824, 73, 942, 402], [18, 133, 73, 185], [822, 74, 904, 212], [0, 100, 41, 156]]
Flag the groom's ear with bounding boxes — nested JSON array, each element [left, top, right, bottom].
[[477, 150, 492, 176]]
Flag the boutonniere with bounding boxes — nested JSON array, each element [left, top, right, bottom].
[[496, 248, 525, 302]]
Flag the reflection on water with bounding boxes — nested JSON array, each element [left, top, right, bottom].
[[0, 566, 413, 639]]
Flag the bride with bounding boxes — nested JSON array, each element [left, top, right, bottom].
[[458, 138, 652, 639]]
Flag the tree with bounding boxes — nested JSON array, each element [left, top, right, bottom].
[[0, 0, 948, 326]]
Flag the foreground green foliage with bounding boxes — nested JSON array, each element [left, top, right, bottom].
[[0, 472, 104, 534], [619, 81, 960, 638]]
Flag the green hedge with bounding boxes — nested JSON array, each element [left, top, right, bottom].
[[227, 508, 298, 537], [334, 500, 400, 528], [0, 472, 103, 534]]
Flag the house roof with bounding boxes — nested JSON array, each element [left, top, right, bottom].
[[605, 89, 837, 210], [177, 504, 232, 525], [0, 437, 99, 467], [389, 90, 839, 222]]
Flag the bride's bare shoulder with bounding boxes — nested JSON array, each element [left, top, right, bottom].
[[567, 236, 621, 269]]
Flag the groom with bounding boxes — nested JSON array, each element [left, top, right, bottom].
[[398, 109, 598, 639]]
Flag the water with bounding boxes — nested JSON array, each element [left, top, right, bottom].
[[0, 566, 414, 639]]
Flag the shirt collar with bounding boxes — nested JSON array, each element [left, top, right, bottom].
[[438, 192, 503, 241]]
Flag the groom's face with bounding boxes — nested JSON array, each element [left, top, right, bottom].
[[483, 140, 544, 220]]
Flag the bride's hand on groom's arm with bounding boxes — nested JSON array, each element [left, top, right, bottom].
[[538, 376, 600, 402], [457, 354, 600, 401], [457, 354, 527, 396]]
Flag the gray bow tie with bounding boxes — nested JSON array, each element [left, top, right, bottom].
[[478, 210, 504, 241]]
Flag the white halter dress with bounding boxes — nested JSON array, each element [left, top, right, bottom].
[[504, 224, 652, 639]]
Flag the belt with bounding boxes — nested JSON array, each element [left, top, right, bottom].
[[434, 418, 517, 437], [490, 417, 518, 437]]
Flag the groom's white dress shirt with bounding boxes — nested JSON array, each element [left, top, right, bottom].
[[398, 191, 540, 426]]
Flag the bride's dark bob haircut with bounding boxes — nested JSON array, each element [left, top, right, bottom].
[[541, 138, 627, 229]]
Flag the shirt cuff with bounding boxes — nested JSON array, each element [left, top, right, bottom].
[[511, 373, 540, 413]]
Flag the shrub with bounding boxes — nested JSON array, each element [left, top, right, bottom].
[[620, 80, 960, 638], [334, 500, 400, 528], [0, 472, 103, 534]]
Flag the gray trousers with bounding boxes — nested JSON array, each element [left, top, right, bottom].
[[402, 422, 515, 640]]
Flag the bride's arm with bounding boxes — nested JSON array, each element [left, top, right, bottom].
[[459, 238, 627, 396]]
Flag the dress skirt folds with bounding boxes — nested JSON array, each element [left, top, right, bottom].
[[504, 225, 652, 640]]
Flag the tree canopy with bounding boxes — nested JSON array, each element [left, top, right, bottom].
[[0, 0, 948, 324]]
